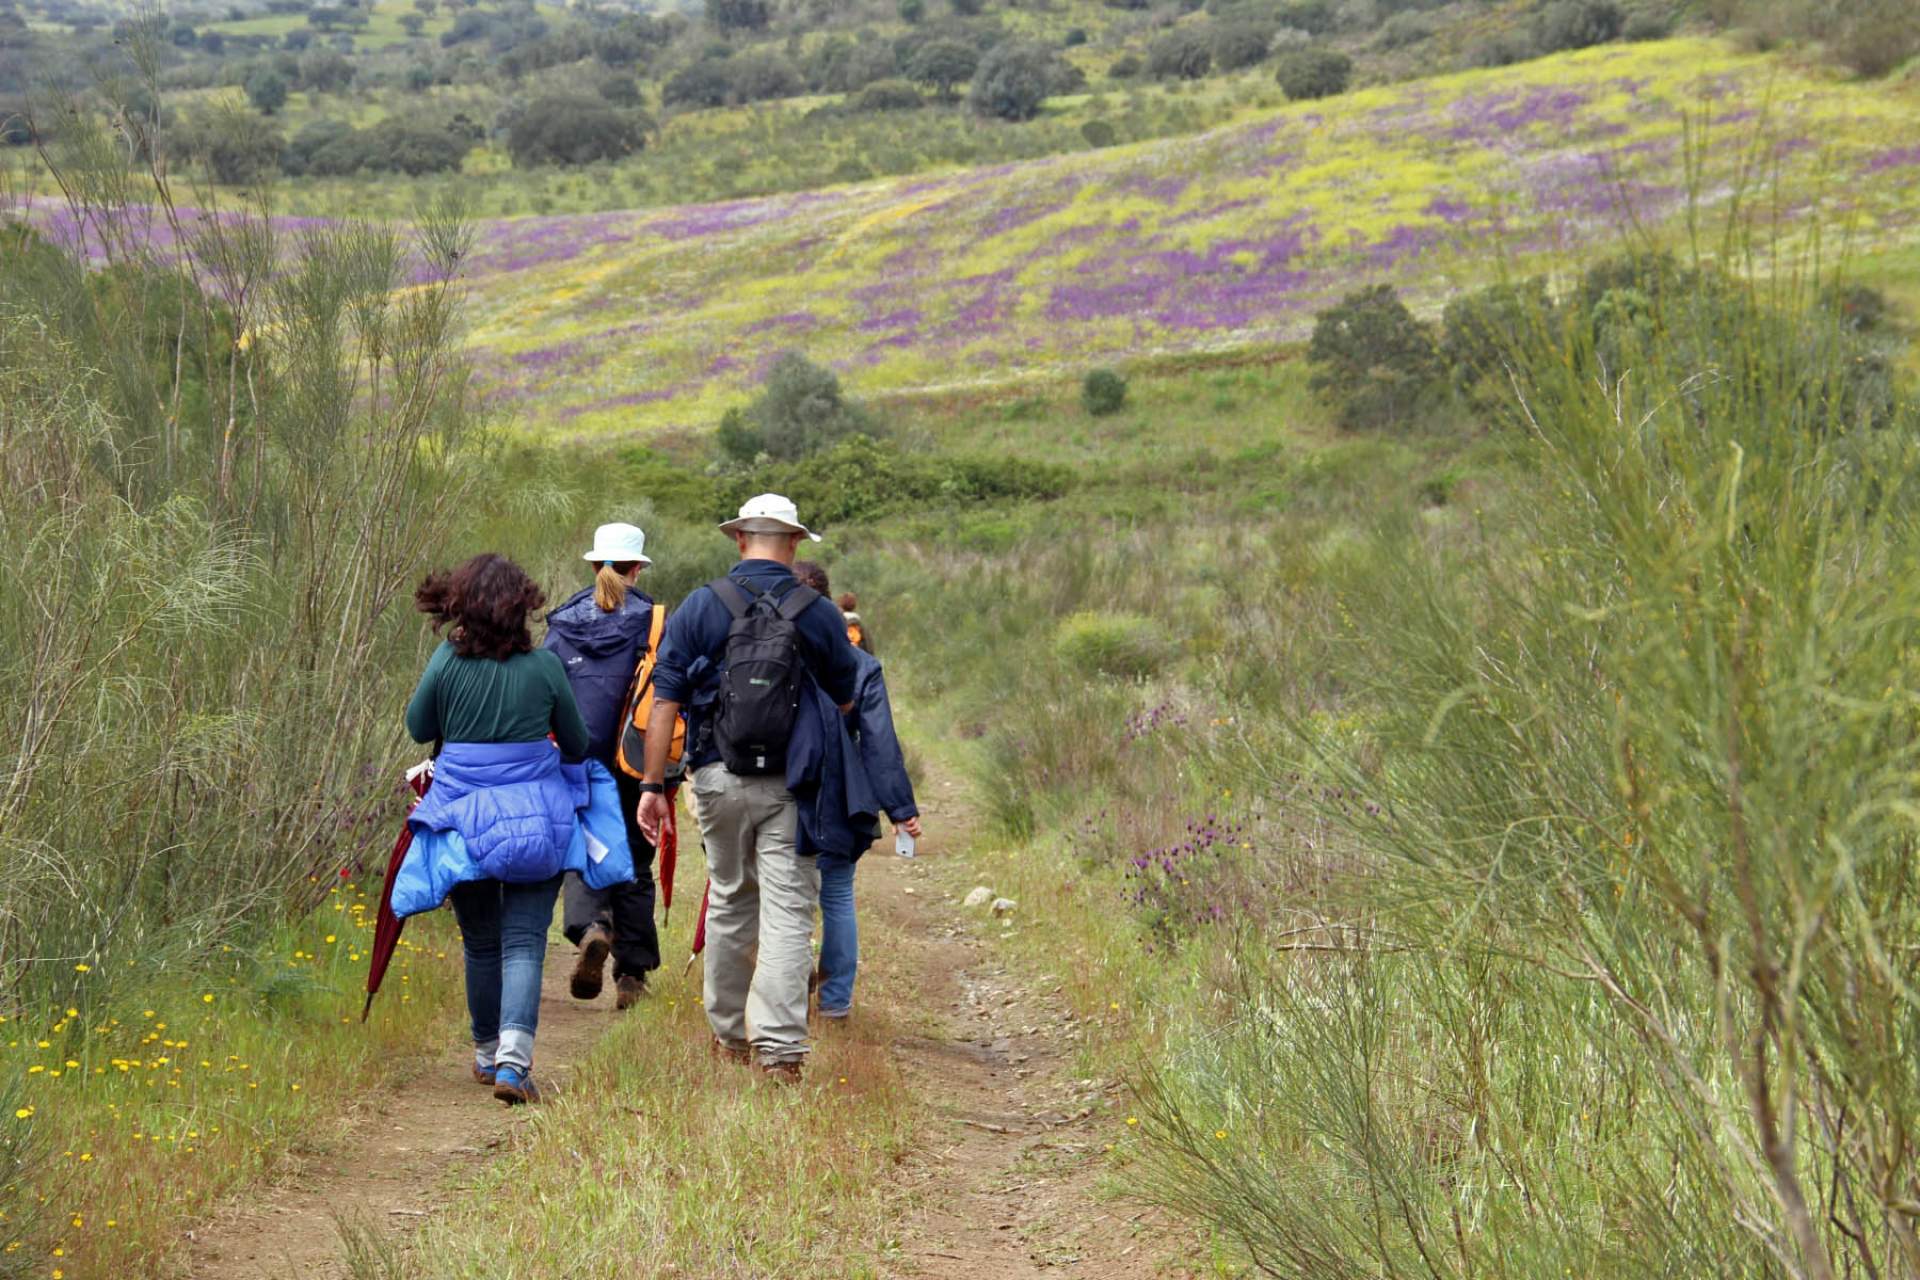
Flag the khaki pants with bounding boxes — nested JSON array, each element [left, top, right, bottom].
[[691, 762, 818, 1065]]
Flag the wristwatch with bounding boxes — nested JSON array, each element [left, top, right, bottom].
[[636, 782, 666, 795]]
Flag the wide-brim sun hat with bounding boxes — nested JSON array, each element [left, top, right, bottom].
[[582, 522, 653, 566], [718, 492, 822, 543]]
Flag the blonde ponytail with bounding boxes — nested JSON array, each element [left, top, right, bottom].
[[594, 562, 630, 612]]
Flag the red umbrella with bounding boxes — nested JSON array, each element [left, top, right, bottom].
[[362, 761, 433, 1022], [682, 881, 711, 976], [658, 794, 679, 921]]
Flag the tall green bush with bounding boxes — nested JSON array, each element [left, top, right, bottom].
[[0, 127, 485, 1010], [1306, 284, 1443, 429]]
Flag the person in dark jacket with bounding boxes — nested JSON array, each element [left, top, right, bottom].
[[636, 494, 861, 1082], [407, 553, 588, 1105], [795, 562, 920, 1019], [543, 522, 660, 1011]]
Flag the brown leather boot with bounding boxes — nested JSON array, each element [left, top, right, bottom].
[[758, 1059, 803, 1085], [615, 973, 647, 1010], [569, 924, 611, 1000]]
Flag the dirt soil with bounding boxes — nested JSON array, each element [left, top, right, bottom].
[[179, 777, 1200, 1278], [178, 952, 610, 1279]]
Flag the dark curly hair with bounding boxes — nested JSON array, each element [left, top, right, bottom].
[[414, 553, 545, 661]]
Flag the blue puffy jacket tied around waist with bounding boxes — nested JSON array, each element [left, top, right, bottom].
[[391, 741, 636, 919]]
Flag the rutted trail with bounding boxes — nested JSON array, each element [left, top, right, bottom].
[[178, 766, 1198, 1277], [864, 843, 1182, 1279], [180, 955, 610, 1279]]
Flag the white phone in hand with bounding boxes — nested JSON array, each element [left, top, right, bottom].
[[895, 830, 917, 858]]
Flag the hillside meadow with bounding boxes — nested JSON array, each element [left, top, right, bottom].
[[444, 36, 1920, 435], [7, 17, 1920, 1278]]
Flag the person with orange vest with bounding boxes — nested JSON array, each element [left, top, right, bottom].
[[838, 591, 874, 655]]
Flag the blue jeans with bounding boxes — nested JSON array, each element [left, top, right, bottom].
[[816, 853, 858, 1013], [449, 875, 561, 1071]]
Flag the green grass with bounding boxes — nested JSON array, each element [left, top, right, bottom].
[[9, 901, 467, 1277]]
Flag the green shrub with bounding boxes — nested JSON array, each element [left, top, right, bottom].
[[1148, 28, 1214, 79], [1109, 52, 1143, 78], [1082, 367, 1129, 415], [855, 78, 924, 110], [1081, 118, 1117, 147], [717, 353, 877, 465], [1531, 0, 1624, 53], [1273, 44, 1350, 99], [906, 37, 979, 99], [1307, 285, 1443, 429], [244, 65, 288, 114], [969, 41, 1058, 121], [1439, 278, 1554, 407], [737, 434, 1073, 524], [506, 95, 645, 167], [1211, 18, 1276, 68], [1054, 611, 1170, 678], [1375, 11, 1436, 47], [1622, 8, 1671, 40]]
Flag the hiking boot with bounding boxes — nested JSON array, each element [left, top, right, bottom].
[[710, 1038, 751, 1066], [818, 1005, 852, 1021], [615, 973, 648, 1011], [492, 1065, 540, 1106], [471, 1060, 498, 1086], [570, 924, 612, 1000], [758, 1059, 804, 1085]]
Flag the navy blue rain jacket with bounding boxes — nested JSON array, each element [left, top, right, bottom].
[[541, 585, 655, 766], [787, 651, 918, 860]]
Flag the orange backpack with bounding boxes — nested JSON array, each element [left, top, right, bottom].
[[615, 604, 687, 784]]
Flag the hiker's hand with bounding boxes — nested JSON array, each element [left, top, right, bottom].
[[638, 790, 669, 844], [896, 816, 923, 839]]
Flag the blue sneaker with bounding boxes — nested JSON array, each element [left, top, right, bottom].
[[472, 1060, 497, 1086], [492, 1064, 540, 1105]]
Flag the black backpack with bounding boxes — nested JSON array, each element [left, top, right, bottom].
[[708, 577, 820, 776]]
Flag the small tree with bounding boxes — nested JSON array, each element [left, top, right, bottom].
[[1210, 18, 1275, 69], [506, 94, 645, 166], [856, 78, 924, 110], [1307, 285, 1443, 429], [719, 353, 876, 464], [178, 106, 285, 184], [1082, 367, 1127, 416], [1273, 44, 1349, 98], [1532, 0, 1624, 53], [969, 41, 1054, 121], [906, 37, 978, 100], [1147, 27, 1212, 79], [245, 66, 289, 114], [708, 0, 769, 32], [398, 12, 425, 35], [663, 59, 732, 108]]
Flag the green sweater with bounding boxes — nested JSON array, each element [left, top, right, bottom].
[[405, 641, 590, 759]]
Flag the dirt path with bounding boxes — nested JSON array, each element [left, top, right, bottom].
[[179, 774, 1196, 1278], [865, 782, 1196, 1280], [179, 944, 612, 1279]]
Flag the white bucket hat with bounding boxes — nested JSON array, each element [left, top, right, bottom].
[[718, 492, 821, 543], [582, 522, 652, 566]]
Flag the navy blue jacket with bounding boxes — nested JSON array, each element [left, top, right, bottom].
[[652, 560, 861, 772], [788, 650, 918, 859], [541, 585, 655, 766]]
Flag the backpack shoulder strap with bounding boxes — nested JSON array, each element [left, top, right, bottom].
[[708, 577, 753, 619], [777, 584, 820, 621], [646, 603, 666, 652]]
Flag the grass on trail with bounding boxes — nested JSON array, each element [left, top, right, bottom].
[[404, 906, 918, 1277]]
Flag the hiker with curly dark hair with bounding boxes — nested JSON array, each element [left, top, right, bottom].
[[400, 553, 599, 1105]]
